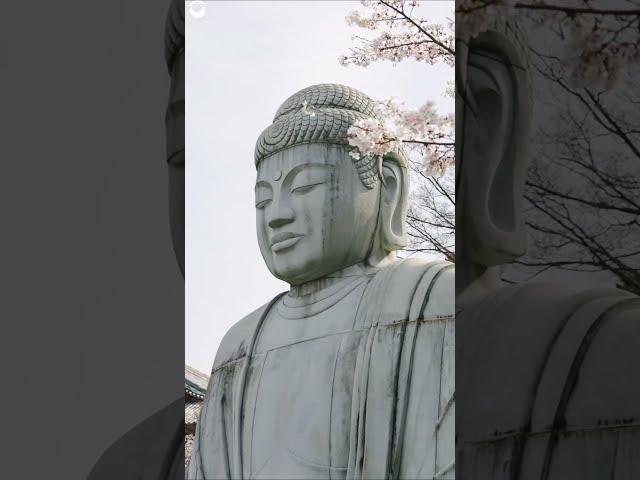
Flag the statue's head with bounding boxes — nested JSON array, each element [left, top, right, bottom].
[[165, 0, 184, 277], [254, 84, 409, 286], [456, 17, 532, 291]]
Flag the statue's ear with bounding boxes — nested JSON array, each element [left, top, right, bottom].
[[379, 155, 409, 252], [457, 32, 532, 267]]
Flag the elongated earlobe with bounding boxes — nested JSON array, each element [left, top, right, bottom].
[[459, 34, 531, 269], [379, 157, 409, 252]]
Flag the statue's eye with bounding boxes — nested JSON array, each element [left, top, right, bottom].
[[255, 183, 272, 209], [290, 167, 330, 195], [255, 199, 271, 210], [291, 182, 323, 195]]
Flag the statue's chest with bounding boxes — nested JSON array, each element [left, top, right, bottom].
[[241, 284, 366, 480]]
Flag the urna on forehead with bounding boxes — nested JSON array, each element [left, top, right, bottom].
[[255, 83, 406, 189]]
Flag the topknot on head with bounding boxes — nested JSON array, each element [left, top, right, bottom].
[[272, 83, 378, 122]]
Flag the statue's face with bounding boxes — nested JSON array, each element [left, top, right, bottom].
[[166, 50, 185, 276], [255, 143, 380, 285]]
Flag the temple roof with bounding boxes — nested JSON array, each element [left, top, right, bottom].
[[185, 364, 209, 400]]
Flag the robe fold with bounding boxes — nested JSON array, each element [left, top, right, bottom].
[[457, 283, 640, 480], [187, 258, 455, 479]]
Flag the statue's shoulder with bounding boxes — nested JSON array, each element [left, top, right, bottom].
[[371, 257, 454, 322], [212, 296, 281, 371], [457, 283, 639, 443], [564, 289, 640, 422], [404, 258, 454, 319], [88, 398, 182, 479]]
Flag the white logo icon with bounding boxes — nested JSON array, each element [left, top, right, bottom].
[[188, 1, 206, 19]]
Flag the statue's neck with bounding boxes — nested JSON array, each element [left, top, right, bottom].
[[279, 255, 400, 317], [457, 265, 502, 311], [288, 262, 375, 299], [287, 252, 397, 297]]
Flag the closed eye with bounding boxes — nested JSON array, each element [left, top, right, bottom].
[[291, 182, 325, 195], [255, 199, 272, 210]]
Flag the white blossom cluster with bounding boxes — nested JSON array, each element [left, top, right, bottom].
[[455, 0, 514, 40], [347, 98, 454, 177], [339, 0, 454, 68], [456, 0, 640, 88], [563, 11, 640, 88], [445, 79, 455, 98], [341, 0, 455, 177]]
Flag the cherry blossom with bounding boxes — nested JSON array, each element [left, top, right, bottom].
[[340, 0, 454, 68], [347, 98, 454, 177], [340, 1, 455, 175], [456, 0, 640, 88], [340, 1, 455, 260]]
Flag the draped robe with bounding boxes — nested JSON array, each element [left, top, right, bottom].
[[187, 258, 455, 479], [457, 282, 640, 479]]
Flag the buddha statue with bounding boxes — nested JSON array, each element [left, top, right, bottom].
[[88, 0, 185, 478], [456, 14, 640, 479], [187, 84, 455, 480]]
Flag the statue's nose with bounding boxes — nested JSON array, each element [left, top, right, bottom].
[[268, 207, 295, 229]]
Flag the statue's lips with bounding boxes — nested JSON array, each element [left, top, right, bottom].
[[270, 232, 303, 252]]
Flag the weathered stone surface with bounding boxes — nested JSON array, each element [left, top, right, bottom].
[[188, 84, 455, 479]]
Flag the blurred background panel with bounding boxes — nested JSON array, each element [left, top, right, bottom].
[[0, 0, 183, 477]]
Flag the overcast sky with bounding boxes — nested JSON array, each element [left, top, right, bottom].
[[186, 1, 454, 374]]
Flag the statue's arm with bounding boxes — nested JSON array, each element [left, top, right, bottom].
[[396, 262, 455, 478], [187, 298, 280, 479], [419, 262, 455, 320], [565, 295, 640, 428]]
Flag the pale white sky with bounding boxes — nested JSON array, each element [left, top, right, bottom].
[[186, 0, 454, 373]]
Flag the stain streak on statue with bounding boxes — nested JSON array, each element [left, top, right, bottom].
[[187, 83, 455, 480]]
